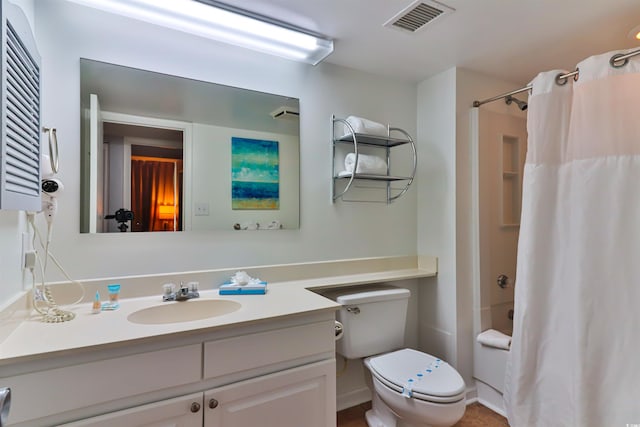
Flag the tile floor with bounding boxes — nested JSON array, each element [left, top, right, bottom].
[[337, 401, 510, 427]]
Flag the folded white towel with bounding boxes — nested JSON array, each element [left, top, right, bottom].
[[343, 116, 388, 137], [477, 329, 511, 350], [344, 153, 387, 175]]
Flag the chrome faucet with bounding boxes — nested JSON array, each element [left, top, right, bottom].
[[163, 282, 199, 301]]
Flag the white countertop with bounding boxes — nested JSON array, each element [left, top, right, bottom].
[[0, 284, 340, 366], [0, 257, 437, 368]]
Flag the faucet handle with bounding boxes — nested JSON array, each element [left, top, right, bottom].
[[163, 283, 176, 295], [162, 283, 177, 301]]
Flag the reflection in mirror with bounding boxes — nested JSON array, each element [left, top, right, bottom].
[[104, 123, 184, 232], [80, 59, 300, 233]]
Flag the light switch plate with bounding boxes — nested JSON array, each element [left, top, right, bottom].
[[194, 202, 210, 216]]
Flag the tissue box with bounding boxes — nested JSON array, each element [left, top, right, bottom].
[[219, 282, 267, 295]]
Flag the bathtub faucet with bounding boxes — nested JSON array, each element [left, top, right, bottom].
[[497, 274, 510, 289]]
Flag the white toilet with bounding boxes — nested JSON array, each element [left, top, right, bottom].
[[330, 285, 466, 427]]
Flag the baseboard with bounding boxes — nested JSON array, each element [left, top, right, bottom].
[[477, 398, 507, 418], [476, 381, 506, 417], [465, 385, 478, 404], [337, 387, 371, 411]]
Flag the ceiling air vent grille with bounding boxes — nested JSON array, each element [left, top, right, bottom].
[[4, 20, 40, 198], [384, 0, 454, 33]]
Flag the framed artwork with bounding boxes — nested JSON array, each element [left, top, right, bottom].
[[231, 137, 280, 210]]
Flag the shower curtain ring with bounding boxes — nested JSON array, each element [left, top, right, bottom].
[[555, 69, 579, 86], [610, 53, 629, 68], [555, 73, 569, 86]]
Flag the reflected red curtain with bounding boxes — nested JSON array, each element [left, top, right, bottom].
[[131, 160, 179, 232]]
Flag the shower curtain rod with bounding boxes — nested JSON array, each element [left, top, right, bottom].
[[472, 47, 640, 108]]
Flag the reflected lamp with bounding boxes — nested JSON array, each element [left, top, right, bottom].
[[157, 204, 176, 220]]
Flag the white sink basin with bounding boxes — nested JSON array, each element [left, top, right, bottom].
[[127, 299, 241, 325]]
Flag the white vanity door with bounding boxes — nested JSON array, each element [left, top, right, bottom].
[[204, 360, 335, 427], [59, 392, 203, 427]]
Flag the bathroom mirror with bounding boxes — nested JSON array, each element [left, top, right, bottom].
[[80, 59, 300, 233]]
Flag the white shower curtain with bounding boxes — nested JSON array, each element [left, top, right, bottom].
[[505, 49, 640, 427]]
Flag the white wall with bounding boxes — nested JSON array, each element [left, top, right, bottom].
[[0, 1, 419, 288], [416, 68, 458, 369]]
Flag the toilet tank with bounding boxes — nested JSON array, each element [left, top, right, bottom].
[[325, 285, 410, 359]]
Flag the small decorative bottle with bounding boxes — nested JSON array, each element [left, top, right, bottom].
[[92, 292, 101, 314]]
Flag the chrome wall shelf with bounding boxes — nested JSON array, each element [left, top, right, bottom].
[[332, 115, 417, 203]]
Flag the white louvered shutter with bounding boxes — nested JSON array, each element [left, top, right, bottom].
[[1, 0, 41, 211]]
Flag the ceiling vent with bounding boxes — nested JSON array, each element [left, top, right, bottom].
[[384, 0, 454, 33]]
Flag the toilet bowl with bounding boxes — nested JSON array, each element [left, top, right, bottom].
[[319, 285, 467, 427], [365, 348, 466, 427]]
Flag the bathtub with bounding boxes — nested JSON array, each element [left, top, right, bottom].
[[473, 335, 510, 417]]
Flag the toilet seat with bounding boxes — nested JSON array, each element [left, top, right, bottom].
[[367, 348, 466, 404]]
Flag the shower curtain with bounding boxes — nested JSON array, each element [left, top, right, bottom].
[[505, 49, 640, 426]]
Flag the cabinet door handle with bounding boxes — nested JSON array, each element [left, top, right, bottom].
[[190, 402, 201, 413], [209, 398, 219, 409]]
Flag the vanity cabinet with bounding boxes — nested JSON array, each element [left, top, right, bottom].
[[2, 315, 336, 427], [2, 344, 203, 425], [61, 360, 334, 427], [59, 393, 203, 427], [331, 115, 417, 203], [204, 360, 333, 427]]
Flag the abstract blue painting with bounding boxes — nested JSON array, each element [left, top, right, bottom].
[[231, 137, 279, 210]]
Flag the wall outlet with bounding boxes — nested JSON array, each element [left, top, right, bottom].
[[22, 232, 36, 270], [194, 202, 210, 216]]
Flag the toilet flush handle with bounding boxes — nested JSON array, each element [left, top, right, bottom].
[[0, 387, 10, 427], [345, 306, 360, 314]]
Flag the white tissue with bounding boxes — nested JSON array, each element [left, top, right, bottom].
[[231, 271, 262, 286], [343, 116, 388, 137], [476, 329, 511, 350], [344, 153, 388, 175]]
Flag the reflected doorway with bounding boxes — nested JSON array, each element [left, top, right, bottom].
[[103, 122, 184, 232]]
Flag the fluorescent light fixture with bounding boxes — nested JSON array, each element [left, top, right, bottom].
[[65, 0, 334, 64]]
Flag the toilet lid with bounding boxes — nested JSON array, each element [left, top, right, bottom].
[[368, 348, 465, 400]]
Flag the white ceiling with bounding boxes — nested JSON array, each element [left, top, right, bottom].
[[230, 0, 640, 85]]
